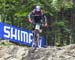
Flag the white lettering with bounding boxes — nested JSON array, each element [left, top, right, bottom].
[[21, 31, 28, 43], [4, 26, 10, 38], [11, 28, 17, 40], [29, 33, 33, 43], [3, 24, 43, 47], [18, 30, 20, 41], [25, 32, 28, 43], [21, 31, 23, 42]]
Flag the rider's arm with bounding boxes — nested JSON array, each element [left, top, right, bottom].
[[28, 12, 32, 23], [44, 15, 48, 27]]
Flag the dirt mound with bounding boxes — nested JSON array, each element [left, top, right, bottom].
[[0, 40, 75, 60]]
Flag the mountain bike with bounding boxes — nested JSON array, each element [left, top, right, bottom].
[[32, 21, 45, 50]]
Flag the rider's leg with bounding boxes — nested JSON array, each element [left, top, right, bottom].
[[38, 29, 42, 47], [32, 24, 36, 47], [33, 30, 38, 48]]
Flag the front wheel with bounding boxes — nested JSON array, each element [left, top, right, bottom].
[[32, 30, 40, 48]]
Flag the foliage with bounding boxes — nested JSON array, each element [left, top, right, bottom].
[[0, 0, 75, 46], [53, 21, 65, 27]]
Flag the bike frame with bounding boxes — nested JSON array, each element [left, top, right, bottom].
[[32, 23, 41, 49]]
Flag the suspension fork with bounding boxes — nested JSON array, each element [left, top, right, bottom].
[[33, 29, 40, 48]]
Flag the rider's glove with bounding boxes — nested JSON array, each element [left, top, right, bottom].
[[29, 19, 32, 23], [45, 23, 48, 28]]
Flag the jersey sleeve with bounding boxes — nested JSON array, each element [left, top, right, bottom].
[[28, 9, 35, 19], [44, 15, 47, 23], [28, 12, 32, 19]]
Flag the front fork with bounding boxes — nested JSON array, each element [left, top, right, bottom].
[[32, 29, 42, 48]]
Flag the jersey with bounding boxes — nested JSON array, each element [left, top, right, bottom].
[[28, 9, 47, 24], [32, 9, 43, 16], [32, 9, 43, 23]]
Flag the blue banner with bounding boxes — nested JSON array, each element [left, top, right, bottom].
[[0, 22, 44, 48]]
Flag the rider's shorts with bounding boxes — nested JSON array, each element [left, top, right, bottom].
[[32, 23, 42, 30], [32, 16, 44, 30]]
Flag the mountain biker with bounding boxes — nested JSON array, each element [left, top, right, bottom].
[[28, 5, 48, 47], [28, 5, 48, 30]]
